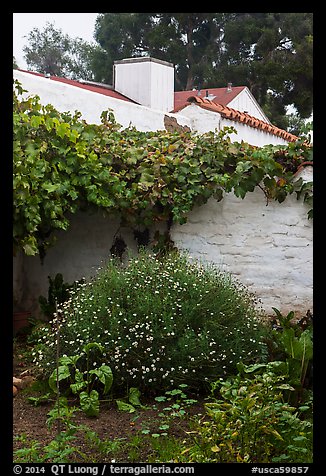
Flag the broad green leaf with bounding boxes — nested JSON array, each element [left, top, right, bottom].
[[116, 400, 136, 413], [56, 122, 70, 138], [79, 390, 99, 417], [70, 381, 86, 394], [22, 238, 38, 256], [49, 365, 71, 392], [30, 115, 43, 128], [59, 355, 81, 367], [128, 387, 142, 407], [211, 445, 221, 452], [277, 384, 295, 391], [89, 365, 113, 394], [154, 396, 167, 402], [242, 363, 267, 373], [82, 342, 104, 354], [42, 183, 59, 193]]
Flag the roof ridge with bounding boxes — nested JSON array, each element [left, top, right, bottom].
[[187, 96, 298, 142]]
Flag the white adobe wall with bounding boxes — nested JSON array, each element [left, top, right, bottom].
[[171, 166, 313, 316], [178, 104, 289, 146], [16, 211, 138, 316], [13, 70, 190, 132], [14, 168, 313, 319], [14, 70, 287, 146]]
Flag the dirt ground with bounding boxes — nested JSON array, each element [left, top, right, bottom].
[[13, 340, 204, 463]]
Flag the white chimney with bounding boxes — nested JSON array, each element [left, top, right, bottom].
[[113, 57, 174, 112]]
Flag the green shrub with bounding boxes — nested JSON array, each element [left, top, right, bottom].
[[32, 251, 268, 394], [182, 362, 313, 463], [264, 308, 313, 406]]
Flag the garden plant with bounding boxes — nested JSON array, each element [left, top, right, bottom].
[[180, 361, 313, 463], [31, 251, 269, 395], [13, 79, 313, 464], [13, 80, 312, 260]]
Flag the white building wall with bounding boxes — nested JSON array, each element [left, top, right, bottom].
[[171, 167, 313, 316], [13, 70, 190, 132], [179, 104, 289, 146]]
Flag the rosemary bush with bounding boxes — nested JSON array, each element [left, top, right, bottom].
[[32, 251, 268, 394]]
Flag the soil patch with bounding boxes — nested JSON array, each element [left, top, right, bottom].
[[13, 337, 205, 463], [13, 392, 204, 462]]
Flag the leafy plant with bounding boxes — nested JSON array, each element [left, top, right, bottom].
[[116, 387, 147, 413], [38, 273, 74, 318], [48, 342, 113, 417], [154, 384, 198, 419], [266, 308, 313, 404], [14, 404, 87, 463], [13, 80, 313, 258], [182, 361, 313, 463]]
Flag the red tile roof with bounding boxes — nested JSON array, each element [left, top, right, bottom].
[[187, 96, 298, 142], [173, 86, 246, 112]]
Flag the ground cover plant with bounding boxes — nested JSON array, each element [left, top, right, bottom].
[[31, 251, 269, 396], [13, 338, 313, 463]]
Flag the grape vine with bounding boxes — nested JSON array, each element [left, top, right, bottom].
[[13, 80, 313, 257]]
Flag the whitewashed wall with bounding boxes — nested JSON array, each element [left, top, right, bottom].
[[171, 167, 313, 316], [13, 70, 191, 132], [180, 104, 289, 146], [13, 167, 313, 319]]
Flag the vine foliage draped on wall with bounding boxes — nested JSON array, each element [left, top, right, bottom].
[[13, 80, 313, 258]]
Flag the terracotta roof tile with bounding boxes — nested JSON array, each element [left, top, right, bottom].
[[173, 86, 246, 112], [187, 96, 298, 142]]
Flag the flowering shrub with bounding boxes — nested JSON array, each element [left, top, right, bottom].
[[32, 252, 268, 394]]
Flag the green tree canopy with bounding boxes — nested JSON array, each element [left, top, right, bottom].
[[23, 21, 102, 81], [93, 13, 313, 127]]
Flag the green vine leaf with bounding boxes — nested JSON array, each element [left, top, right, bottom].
[[13, 79, 313, 257]]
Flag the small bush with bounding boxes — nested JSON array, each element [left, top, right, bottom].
[[182, 362, 313, 463], [32, 251, 268, 394]]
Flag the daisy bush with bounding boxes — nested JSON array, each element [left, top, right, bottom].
[[32, 251, 269, 395]]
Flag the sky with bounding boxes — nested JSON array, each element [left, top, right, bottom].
[[13, 13, 100, 69]]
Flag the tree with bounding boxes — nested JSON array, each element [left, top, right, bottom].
[[92, 13, 313, 126], [23, 21, 101, 80], [93, 13, 227, 88], [91, 13, 155, 83], [219, 13, 313, 120]]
